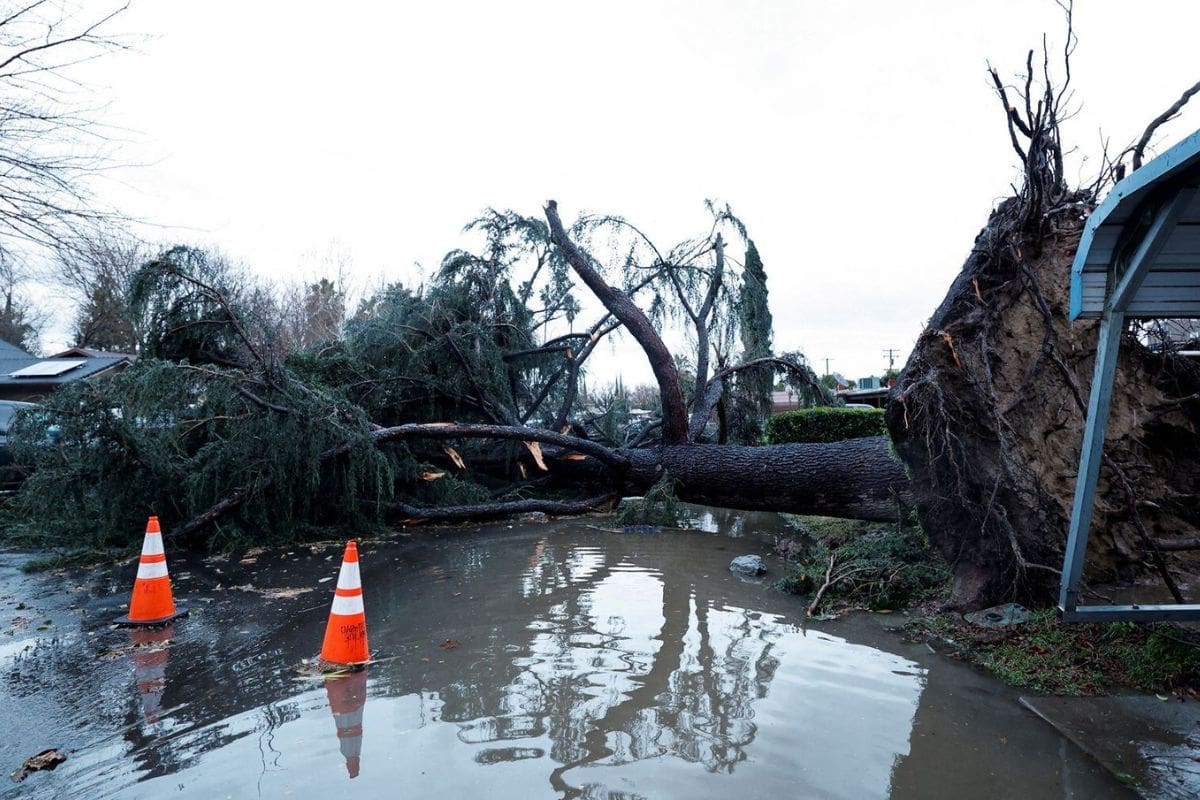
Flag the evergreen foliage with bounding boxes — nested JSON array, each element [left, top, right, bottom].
[[1, 202, 832, 552], [0, 249, 39, 352], [74, 274, 136, 351], [4, 359, 395, 550], [128, 246, 258, 366], [616, 473, 683, 527], [731, 240, 773, 442], [0, 286, 38, 353]]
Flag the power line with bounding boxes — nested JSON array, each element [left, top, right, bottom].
[[883, 348, 900, 372]]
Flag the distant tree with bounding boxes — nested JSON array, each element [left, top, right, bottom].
[[629, 383, 660, 410], [279, 277, 347, 352], [0, 3, 130, 252], [57, 232, 147, 352], [0, 248, 41, 352], [730, 240, 774, 442]]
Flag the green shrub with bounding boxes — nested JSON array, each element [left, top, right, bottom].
[[766, 407, 886, 444]]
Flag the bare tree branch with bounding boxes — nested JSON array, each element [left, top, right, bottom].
[[1132, 79, 1200, 171]]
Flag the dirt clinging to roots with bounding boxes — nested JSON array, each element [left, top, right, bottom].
[[887, 194, 1200, 609]]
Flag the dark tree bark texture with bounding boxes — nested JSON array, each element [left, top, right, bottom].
[[623, 436, 909, 522]]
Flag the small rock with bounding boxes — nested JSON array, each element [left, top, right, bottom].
[[729, 555, 766, 577]]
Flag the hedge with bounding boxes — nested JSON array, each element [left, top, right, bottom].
[[766, 406, 887, 444]]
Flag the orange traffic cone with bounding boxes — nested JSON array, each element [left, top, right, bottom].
[[325, 668, 368, 778], [320, 541, 369, 666], [130, 624, 173, 722], [116, 516, 188, 626]]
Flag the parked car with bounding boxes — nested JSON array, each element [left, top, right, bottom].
[[0, 400, 37, 489]]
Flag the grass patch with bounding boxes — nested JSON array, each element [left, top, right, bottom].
[[775, 515, 950, 612], [907, 609, 1200, 695]]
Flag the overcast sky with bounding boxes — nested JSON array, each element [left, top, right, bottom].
[[52, 0, 1200, 384]]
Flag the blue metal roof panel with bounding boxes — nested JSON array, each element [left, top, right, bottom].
[[1071, 128, 1200, 320]]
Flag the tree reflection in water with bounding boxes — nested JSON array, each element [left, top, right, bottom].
[[440, 536, 788, 789]]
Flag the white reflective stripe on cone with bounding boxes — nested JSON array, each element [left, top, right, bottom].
[[336, 559, 362, 590], [136, 560, 170, 579], [329, 593, 365, 616], [334, 708, 364, 729], [141, 534, 165, 556], [136, 664, 167, 682]]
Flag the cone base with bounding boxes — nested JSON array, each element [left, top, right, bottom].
[[115, 607, 189, 627]]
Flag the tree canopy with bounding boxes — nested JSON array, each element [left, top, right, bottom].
[[3, 202, 866, 551]]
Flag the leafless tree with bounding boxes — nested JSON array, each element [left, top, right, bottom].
[[0, 244, 44, 351], [0, 1, 132, 250], [53, 229, 146, 350]]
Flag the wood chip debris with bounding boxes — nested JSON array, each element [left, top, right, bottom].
[[11, 749, 66, 782]]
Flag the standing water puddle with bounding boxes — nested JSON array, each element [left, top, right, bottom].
[[1, 508, 1132, 798]]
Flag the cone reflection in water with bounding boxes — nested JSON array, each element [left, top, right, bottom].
[[320, 541, 369, 665], [325, 668, 368, 779], [130, 624, 173, 722], [116, 516, 187, 625]]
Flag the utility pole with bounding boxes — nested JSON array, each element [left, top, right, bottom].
[[823, 358, 831, 378], [883, 348, 900, 373]]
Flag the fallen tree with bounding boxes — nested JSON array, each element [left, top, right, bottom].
[[887, 11, 1200, 608], [15, 7, 1197, 619], [6, 204, 908, 552]]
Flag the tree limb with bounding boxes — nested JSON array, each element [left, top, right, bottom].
[[378, 493, 617, 522], [1132, 79, 1200, 171], [545, 200, 689, 445]]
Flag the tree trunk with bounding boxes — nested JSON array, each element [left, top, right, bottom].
[[621, 436, 908, 522]]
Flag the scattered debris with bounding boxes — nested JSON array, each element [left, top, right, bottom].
[[11, 749, 66, 782], [439, 639, 460, 649], [964, 603, 1031, 628], [96, 635, 174, 661], [233, 586, 313, 600]]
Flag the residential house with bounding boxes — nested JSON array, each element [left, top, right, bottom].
[[0, 341, 136, 402]]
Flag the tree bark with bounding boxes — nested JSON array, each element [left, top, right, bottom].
[[378, 493, 617, 522], [620, 436, 910, 522], [545, 200, 690, 445]]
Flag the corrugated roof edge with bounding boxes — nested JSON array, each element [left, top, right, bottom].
[[1071, 127, 1200, 320]]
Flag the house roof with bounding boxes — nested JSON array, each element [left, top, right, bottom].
[[1071, 127, 1200, 320], [0, 341, 134, 389], [0, 339, 38, 375]]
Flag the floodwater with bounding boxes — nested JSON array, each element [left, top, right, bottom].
[[1, 507, 1134, 799]]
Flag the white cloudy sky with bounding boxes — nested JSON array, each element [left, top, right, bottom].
[[42, 0, 1200, 384]]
